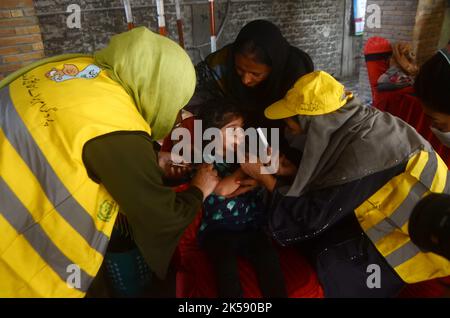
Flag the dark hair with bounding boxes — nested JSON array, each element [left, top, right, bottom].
[[409, 193, 450, 260], [225, 20, 314, 112], [197, 98, 244, 130], [234, 39, 272, 66], [414, 49, 450, 114]]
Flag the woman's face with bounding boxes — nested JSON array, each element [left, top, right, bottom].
[[423, 106, 450, 132], [234, 53, 272, 88]]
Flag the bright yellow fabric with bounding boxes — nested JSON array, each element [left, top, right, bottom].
[[355, 151, 450, 283], [0, 56, 150, 297], [264, 71, 352, 119]]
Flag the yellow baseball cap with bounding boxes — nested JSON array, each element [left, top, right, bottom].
[[264, 71, 353, 119]]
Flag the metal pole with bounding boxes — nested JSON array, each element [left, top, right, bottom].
[[123, 0, 134, 30], [175, 0, 185, 48], [209, 0, 217, 52], [156, 0, 167, 36]]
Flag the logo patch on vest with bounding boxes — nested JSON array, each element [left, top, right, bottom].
[[45, 64, 101, 82], [97, 200, 117, 222]]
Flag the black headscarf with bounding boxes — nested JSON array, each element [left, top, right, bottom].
[[198, 20, 314, 161], [225, 20, 314, 111]]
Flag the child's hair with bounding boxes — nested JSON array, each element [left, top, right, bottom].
[[414, 48, 450, 114], [197, 98, 244, 130]]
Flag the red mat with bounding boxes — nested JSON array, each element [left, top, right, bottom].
[[173, 185, 324, 298]]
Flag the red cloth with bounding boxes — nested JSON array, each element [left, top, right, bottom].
[[164, 116, 324, 298], [365, 37, 450, 298], [364, 37, 392, 109], [364, 37, 450, 167], [364, 36, 392, 56], [167, 95, 450, 297], [377, 92, 450, 165], [172, 184, 324, 298]]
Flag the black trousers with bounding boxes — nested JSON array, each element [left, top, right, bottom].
[[203, 229, 287, 298], [296, 215, 405, 298]]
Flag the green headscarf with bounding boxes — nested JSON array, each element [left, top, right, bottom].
[[94, 27, 196, 140], [0, 27, 195, 141]]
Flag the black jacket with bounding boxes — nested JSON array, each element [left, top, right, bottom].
[[269, 163, 408, 297]]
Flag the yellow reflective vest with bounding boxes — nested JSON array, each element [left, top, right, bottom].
[[355, 150, 450, 283], [0, 57, 151, 297]]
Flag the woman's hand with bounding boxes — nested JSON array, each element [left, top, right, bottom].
[[240, 160, 277, 192], [158, 151, 192, 179], [240, 161, 266, 180], [213, 168, 247, 197], [225, 178, 260, 198], [190, 164, 220, 200], [239, 152, 297, 192]]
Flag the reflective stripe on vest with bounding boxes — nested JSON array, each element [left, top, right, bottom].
[[0, 57, 151, 297], [355, 150, 450, 283], [0, 178, 92, 293], [0, 86, 109, 256], [0, 86, 113, 294], [364, 151, 437, 243]]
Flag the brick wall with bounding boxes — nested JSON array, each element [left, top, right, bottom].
[[212, 0, 346, 76], [358, 0, 448, 104], [32, 0, 346, 77], [358, 0, 419, 104], [3, 1, 446, 98], [0, 0, 45, 79], [413, 0, 447, 64]]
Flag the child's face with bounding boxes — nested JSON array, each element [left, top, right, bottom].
[[221, 115, 245, 153]]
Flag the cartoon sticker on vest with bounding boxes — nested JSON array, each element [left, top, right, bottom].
[[45, 64, 101, 82]]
